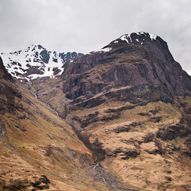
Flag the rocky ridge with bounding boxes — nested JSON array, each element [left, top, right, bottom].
[[1, 44, 82, 80], [61, 32, 191, 190], [63, 32, 191, 100]]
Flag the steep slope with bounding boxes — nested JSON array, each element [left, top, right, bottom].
[[2, 32, 191, 191], [25, 77, 68, 118], [0, 57, 111, 191], [63, 32, 191, 99], [1, 45, 82, 80], [60, 32, 191, 191]]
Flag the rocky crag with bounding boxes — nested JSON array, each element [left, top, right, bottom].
[[1, 32, 191, 190]]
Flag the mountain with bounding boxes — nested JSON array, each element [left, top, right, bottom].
[[63, 32, 191, 99], [1, 44, 82, 80], [61, 32, 191, 190], [0, 56, 112, 191], [1, 32, 191, 191]]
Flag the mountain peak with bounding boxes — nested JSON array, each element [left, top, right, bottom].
[[119, 32, 158, 44], [1, 45, 81, 80], [94, 32, 163, 53], [27, 44, 45, 51], [63, 31, 190, 100], [109, 31, 164, 48]]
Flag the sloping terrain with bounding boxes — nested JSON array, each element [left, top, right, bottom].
[[61, 32, 191, 191], [0, 57, 111, 191], [1, 32, 191, 191], [25, 77, 68, 118]]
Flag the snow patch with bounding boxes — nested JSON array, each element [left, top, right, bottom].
[[119, 32, 157, 44], [92, 46, 112, 53], [101, 47, 112, 52], [120, 34, 130, 43], [1, 44, 65, 80], [149, 33, 157, 40]]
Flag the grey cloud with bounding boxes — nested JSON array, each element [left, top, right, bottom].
[[0, 0, 191, 73]]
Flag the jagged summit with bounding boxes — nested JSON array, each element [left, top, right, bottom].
[[118, 32, 158, 45], [1, 44, 81, 80], [92, 32, 174, 67], [63, 31, 190, 99], [96, 32, 164, 53]]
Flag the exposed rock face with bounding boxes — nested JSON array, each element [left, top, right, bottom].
[[0, 57, 13, 81], [63, 32, 191, 102], [0, 56, 21, 113], [0, 57, 112, 191], [61, 32, 191, 190], [1, 175, 50, 191]]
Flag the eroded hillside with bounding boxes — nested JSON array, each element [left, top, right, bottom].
[[61, 32, 191, 191], [1, 32, 191, 191], [0, 57, 112, 191]]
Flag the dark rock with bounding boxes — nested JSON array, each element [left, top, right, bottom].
[[31, 175, 50, 190], [59, 52, 83, 63], [114, 125, 131, 133], [0, 57, 13, 81], [75, 111, 121, 129], [0, 122, 6, 138], [150, 116, 162, 123], [156, 124, 190, 141], [121, 150, 140, 160], [114, 122, 141, 133], [105, 104, 136, 113], [144, 133, 155, 143], [40, 49, 50, 63], [53, 67, 61, 75], [111, 148, 140, 160], [63, 32, 191, 103], [25, 66, 44, 76], [4, 179, 30, 191], [91, 139, 106, 162]]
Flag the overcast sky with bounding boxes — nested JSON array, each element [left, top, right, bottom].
[[0, 0, 191, 73]]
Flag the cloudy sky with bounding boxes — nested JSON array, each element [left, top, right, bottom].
[[0, 0, 191, 73]]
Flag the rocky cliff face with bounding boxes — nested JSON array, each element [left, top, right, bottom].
[[0, 56, 21, 114], [63, 32, 191, 101], [0, 57, 12, 81], [61, 32, 191, 190]]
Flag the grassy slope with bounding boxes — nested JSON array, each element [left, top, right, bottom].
[[70, 98, 191, 191], [0, 80, 109, 191]]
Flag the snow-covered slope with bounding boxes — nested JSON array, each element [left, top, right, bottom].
[[1, 44, 81, 80]]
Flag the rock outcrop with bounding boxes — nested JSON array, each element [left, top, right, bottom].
[[63, 32, 191, 102], [61, 32, 191, 190], [0, 57, 13, 81]]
